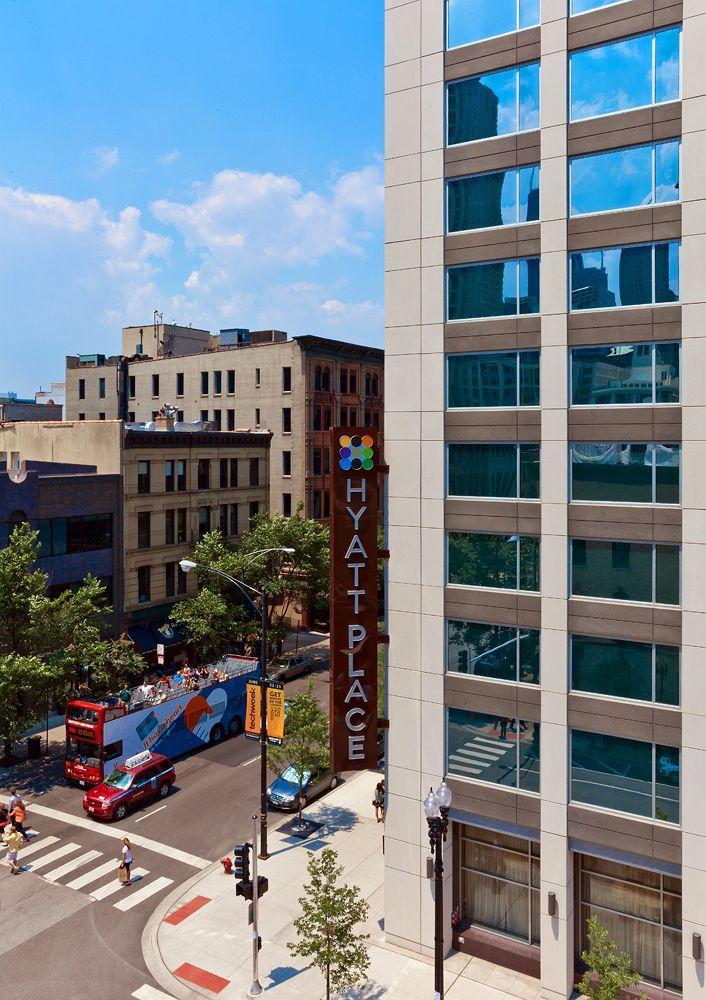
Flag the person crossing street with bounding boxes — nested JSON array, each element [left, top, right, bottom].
[[118, 837, 133, 886], [3, 824, 23, 874]]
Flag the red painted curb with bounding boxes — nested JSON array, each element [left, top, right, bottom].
[[175, 962, 230, 994], [164, 894, 212, 926]]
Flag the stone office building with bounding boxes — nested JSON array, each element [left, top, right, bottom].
[[0, 418, 270, 657], [385, 0, 702, 997], [66, 329, 384, 523]]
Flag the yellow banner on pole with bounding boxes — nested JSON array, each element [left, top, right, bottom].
[[245, 680, 285, 744]]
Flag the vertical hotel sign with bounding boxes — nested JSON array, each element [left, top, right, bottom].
[[330, 429, 379, 771]]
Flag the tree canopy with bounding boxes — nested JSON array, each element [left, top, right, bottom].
[[0, 522, 145, 757], [170, 504, 329, 661]]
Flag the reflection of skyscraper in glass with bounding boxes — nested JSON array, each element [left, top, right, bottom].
[[448, 78, 499, 144], [619, 246, 652, 305], [571, 252, 616, 310], [448, 262, 506, 320], [525, 166, 540, 223], [450, 172, 504, 231], [654, 244, 678, 302]]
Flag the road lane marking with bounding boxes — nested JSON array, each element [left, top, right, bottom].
[[3, 837, 59, 858], [66, 858, 121, 889], [242, 756, 259, 766], [134, 804, 167, 823], [132, 986, 177, 1000], [43, 849, 102, 882], [18, 802, 210, 869], [113, 875, 173, 911], [24, 842, 81, 871], [89, 867, 148, 900]]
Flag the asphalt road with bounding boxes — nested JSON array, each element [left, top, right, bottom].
[[0, 662, 331, 1000]]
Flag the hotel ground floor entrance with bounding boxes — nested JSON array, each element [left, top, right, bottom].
[[451, 820, 683, 996]]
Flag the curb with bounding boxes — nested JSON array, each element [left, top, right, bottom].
[[141, 857, 224, 1000]]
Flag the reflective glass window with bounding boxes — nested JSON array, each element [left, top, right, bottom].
[[447, 165, 540, 232], [571, 539, 679, 605], [447, 442, 540, 498], [571, 0, 631, 13], [447, 708, 540, 792], [570, 242, 679, 311], [571, 634, 679, 705], [447, 350, 540, 407], [447, 258, 540, 320], [447, 0, 539, 48], [447, 620, 540, 684], [570, 29, 681, 122], [447, 63, 539, 145], [447, 531, 540, 591], [571, 730, 679, 823], [570, 141, 679, 216], [570, 442, 680, 504], [570, 342, 680, 405]]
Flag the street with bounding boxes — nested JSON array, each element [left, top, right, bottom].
[[0, 662, 331, 1000]]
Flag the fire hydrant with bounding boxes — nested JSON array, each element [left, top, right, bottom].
[[220, 856, 233, 875]]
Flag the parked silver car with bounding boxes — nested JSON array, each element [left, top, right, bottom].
[[267, 764, 340, 811], [271, 654, 315, 682]]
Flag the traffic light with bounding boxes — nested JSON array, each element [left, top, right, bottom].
[[233, 843, 251, 882]]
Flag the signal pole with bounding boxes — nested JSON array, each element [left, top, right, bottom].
[[248, 814, 262, 998]]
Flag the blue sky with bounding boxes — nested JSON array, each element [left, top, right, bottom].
[[0, 1, 383, 396]]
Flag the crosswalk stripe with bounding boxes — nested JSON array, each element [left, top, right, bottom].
[[132, 984, 177, 1000], [113, 875, 173, 912], [44, 850, 102, 883], [89, 868, 149, 901], [66, 858, 122, 890], [0, 835, 57, 858], [449, 762, 482, 775], [475, 735, 515, 748], [455, 747, 499, 760], [25, 843, 81, 871]]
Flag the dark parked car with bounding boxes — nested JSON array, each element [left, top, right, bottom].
[[267, 764, 340, 811]]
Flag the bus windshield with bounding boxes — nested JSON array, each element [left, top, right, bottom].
[[66, 738, 101, 767], [103, 770, 133, 790], [67, 705, 99, 724]]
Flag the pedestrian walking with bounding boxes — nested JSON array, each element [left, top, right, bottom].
[[118, 837, 133, 886], [7, 789, 20, 814], [373, 779, 385, 823], [3, 824, 23, 874], [9, 798, 28, 841]]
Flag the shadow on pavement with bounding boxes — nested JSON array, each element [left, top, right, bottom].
[[342, 981, 387, 999], [266, 804, 361, 857], [265, 966, 303, 990], [0, 737, 66, 797]]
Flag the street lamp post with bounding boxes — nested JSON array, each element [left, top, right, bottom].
[[179, 546, 294, 861], [423, 778, 453, 1000]]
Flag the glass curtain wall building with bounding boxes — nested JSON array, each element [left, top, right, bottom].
[[386, 0, 701, 996]]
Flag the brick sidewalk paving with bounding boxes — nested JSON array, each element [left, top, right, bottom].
[[145, 770, 543, 1000]]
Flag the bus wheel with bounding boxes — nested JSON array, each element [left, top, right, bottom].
[[209, 724, 225, 745], [228, 716, 242, 737], [114, 804, 127, 821]]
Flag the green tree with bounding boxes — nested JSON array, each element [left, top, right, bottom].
[[267, 682, 330, 830], [576, 915, 646, 1000], [0, 653, 57, 762], [0, 523, 147, 756], [169, 586, 247, 662], [288, 847, 370, 1000], [175, 508, 329, 661]]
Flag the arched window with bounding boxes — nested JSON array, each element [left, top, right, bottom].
[[321, 367, 331, 391], [365, 373, 372, 395], [371, 375, 379, 397], [7, 510, 28, 539], [314, 365, 323, 391]]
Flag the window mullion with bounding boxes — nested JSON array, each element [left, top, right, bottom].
[[652, 742, 656, 820], [652, 643, 656, 703], [652, 543, 657, 603]]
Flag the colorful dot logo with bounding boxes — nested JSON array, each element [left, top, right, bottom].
[[339, 434, 375, 471]]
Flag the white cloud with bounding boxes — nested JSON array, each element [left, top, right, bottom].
[[92, 146, 120, 175], [158, 149, 181, 165], [151, 164, 383, 265]]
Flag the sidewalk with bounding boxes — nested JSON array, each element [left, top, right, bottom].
[[144, 771, 543, 1000]]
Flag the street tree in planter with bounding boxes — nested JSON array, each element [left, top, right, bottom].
[[576, 915, 646, 1000], [288, 847, 370, 1000], [267, 682, 329, 830], [0, 653, 57, 761]]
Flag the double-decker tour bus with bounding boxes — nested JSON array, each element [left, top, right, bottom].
[[65, 655, 258, 786]]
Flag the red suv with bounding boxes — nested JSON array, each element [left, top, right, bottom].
[[82, 751, 175, 821]]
